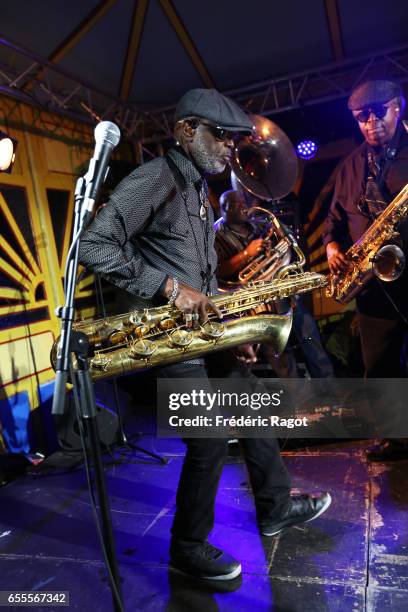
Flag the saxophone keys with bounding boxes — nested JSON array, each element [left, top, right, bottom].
[[121, 318, 136, 330], [160, 317, 177, 330], [140, 308, 156, 323], [129, 339, 156, 358], [108, 331, 127, 345], [169, 328, 193, 348], [201, 321, 225, 339], [129, 312, 143, 324], [90, 355, 112, 372], [133, 324, 149, 338]]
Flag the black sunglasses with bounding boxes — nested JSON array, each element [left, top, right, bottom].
[[199, 121, 236, 141], [354, 104, 390, 123]]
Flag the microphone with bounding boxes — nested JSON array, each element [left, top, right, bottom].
[[81, 121, 121, 224]]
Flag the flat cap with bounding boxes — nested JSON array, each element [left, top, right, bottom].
[[348, 80, 403, 110], [175, 88, 253, 134]]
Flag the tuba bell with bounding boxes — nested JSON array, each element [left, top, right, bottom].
[[230, 114, 298, 201]]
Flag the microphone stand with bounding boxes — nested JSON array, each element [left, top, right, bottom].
[[52, 163, 123, 610], [93, 274, 166, 464]]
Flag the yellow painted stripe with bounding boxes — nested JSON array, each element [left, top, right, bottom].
[[0, 287, 32, 302], [76, 290, 95, 299], [0, 299, 48, 317], [0, 235, 37, 283], [312, 261, 330, 273], [0, 318, 52, 346], [307, 221, 326, 249], [77, 274, 95, 290], [60, 206, 74, 273], [0, 192, 41, 276], [0, 368, 55, 407], [309, 244, 326, 263], [0, 258, 34, 295], [0, 330, 54, 387]]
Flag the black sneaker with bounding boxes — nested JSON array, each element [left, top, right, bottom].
[[260, 492, 332, 537], [170, 541, 242, 581]]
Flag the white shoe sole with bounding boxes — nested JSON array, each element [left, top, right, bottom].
[[262, 493, 332, 537], [170, 563, 242, 581], [306, 492, 332, 523]]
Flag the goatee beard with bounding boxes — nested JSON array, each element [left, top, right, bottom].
[[191, 134, 226, 175]]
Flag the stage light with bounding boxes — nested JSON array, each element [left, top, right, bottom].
[[296, 139, 318, 160], [0, 131, 18, 173]]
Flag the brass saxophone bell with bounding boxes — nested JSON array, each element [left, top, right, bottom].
[[371, 244, 405, 282]]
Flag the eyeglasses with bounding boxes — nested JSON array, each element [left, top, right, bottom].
[[354, 104, 390, 123], [200, 121, 236, 141]]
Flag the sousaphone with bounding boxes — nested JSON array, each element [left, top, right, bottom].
[[222, 115, 305, 287], [230, 114, 298, 201]]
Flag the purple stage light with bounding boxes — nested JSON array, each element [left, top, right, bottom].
[[296, 140, 318, 160]]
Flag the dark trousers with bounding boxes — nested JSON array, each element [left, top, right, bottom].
[[158, 356, 291, 545], [358, 313, 407, 377], [358, 312, 407, 441], [263, 297, 334, 378]]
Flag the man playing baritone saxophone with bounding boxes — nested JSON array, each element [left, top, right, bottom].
[[79, 88, 331, 582], [323, 80, 408, 461]]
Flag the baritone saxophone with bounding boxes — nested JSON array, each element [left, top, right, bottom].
[[50, 272, 327, 381]]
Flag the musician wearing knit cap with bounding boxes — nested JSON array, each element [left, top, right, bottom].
[[323, 79, 408, 461]]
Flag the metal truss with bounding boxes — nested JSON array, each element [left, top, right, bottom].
[[0, 35, 173, 143], [227, 42, 408, 116], [1, 34, 408, 145]]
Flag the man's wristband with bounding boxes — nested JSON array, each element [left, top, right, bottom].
[[168, 277, 179, 306]]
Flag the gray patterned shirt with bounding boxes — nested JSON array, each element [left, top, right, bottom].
[[78, 147, 218, 310]]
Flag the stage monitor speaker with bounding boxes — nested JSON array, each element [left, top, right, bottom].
[[55, 395, 119, 451]]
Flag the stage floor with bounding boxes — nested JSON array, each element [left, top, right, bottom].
[[0, 437, 408, 611]]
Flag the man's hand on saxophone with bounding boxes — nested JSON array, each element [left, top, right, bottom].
[[161, 277, 222, 328], [326, 241, 351, 275]]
